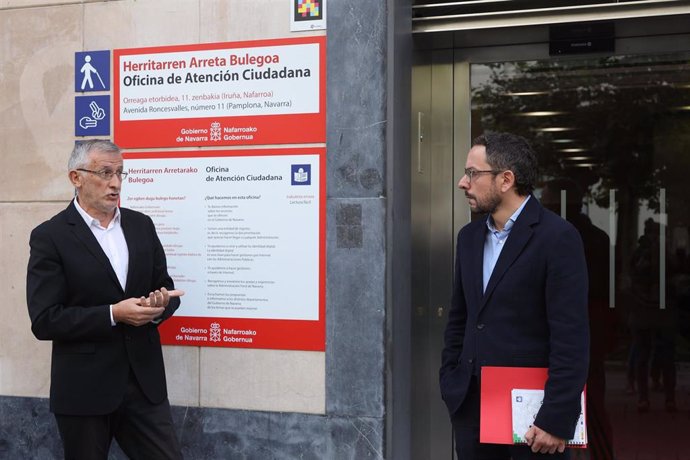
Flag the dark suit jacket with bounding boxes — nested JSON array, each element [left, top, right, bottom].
[[27, 201, 180, 416], [439, 196, 589, 440]]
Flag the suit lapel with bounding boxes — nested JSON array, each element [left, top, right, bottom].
[[120, 210, 139, 296], [66, 201, 123, 291], [480, 196, 541, 310], [472, 221, 486, 307]]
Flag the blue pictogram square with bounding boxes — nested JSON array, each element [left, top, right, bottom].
[[75, 95, 110, 136], [75, 50, 110, 92], [291, 164, 311, 185]]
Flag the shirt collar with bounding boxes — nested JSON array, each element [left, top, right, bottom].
[[73, 198, 120, 229], [486, 195, 530, 234]]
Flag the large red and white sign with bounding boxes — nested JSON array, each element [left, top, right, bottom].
[[114, 37, 325, 148], [121, 148, 326, 351]]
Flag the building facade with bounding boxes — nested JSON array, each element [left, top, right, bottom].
[[1, 1, 689, 459]]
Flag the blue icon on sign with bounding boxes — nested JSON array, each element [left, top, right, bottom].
[[75, 50, 110, 92], [75, 95, 110, 136], [291, 164, 311, 185]]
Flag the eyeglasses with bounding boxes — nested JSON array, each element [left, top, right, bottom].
[[77, 168, 128, 181], [464, 168, 502, 182]]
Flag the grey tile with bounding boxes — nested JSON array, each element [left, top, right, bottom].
[[326, 199, 386, 418]]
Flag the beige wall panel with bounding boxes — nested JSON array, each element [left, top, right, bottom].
[[163, 345, 200, 406], [201, 0, 293, 42], [0, 6, 80, 202], [200, 348, 325, 414], [84, 0, 200, 50], [0, 202, 68, 397], [2, 0, 79, 7]]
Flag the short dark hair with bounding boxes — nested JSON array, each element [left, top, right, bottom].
[[472, 132, 537, 196]]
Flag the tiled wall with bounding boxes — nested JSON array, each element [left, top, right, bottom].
[[1, 0, 387, 457]]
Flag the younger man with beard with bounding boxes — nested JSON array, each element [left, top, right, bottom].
[[439, 132, 589, 459]]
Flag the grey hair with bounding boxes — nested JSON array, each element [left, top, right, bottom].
[[68, 140, 121, 171]]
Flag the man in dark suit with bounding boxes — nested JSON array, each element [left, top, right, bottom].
[[439, 132, 589, 459], [27, 140, 184, 459]]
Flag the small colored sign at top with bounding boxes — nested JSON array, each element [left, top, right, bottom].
[[290, 0, 326, 31], [296, 0, 322, 20], [75, 50, 111, 92]]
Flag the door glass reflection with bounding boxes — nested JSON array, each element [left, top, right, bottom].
[[471, 53, 690, 460]]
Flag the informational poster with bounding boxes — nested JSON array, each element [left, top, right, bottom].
[[121, 148, 325, 351], [113, 36, 325, 148]]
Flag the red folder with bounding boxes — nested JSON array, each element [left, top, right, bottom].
[[479, 366, 586, 447]]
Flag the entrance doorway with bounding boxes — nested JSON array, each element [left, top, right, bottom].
[[411, 17, 690, 460]]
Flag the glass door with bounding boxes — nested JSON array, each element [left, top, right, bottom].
[[469, 52, 690, 460]]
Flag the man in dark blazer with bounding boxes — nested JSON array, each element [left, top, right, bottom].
[[439, 132, 589, 459], [27, 140, 184, 459]]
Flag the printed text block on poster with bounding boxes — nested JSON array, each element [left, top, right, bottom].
[[120, 148, 326, 351], [114, 37, 326, 148]]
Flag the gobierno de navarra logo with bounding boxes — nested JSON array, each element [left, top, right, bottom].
[[209, 322, 222, 342]]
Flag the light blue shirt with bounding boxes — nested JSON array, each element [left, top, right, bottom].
[[482, 195, 530, 293]]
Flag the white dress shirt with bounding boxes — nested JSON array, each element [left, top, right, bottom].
[[74, 199, 129, 325]]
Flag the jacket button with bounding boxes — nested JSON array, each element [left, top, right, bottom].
[[477, 324, 485, 330], [468, 358, 474, 364]]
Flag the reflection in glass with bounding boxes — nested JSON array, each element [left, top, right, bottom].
[[471, 53, 690, 460]]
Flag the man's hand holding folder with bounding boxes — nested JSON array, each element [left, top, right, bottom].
[[524, 425, 566, 454]]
